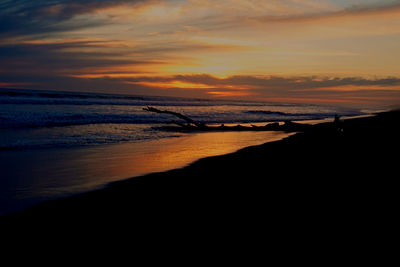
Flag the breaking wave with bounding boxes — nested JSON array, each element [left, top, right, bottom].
[[0, 88, 366, 149]]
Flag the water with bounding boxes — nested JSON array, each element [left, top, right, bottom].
[[0, 88, 367, 215], [0, 88, 363, 150], [0, 130, 293, 215]]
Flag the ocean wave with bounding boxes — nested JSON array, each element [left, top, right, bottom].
[[0, 96, 219, 107], [0, 112, 278, 129], [0, 123, 184, 150], [0, 113, 169, 129], [0, 89, 266, 107], [0, 89, 365, 130], [0, 108, 364, 129], [245, 110, 290, 116], [0, 89, 367, 152], [244, 110, 361, 119]]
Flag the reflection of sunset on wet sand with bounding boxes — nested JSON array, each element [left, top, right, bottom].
[[0, 130, 291, 212]]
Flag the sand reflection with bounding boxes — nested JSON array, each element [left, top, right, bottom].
[[1, 131, 291, 202]]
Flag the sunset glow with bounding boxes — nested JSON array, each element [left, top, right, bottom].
[[126, 81, 216, 89], [1, 0, 400, 106]]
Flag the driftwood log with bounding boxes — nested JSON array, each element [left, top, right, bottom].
[[143, 106, 207, 129], [143, 106, 314, 132]]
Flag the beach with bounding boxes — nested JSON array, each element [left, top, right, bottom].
[[0, 129, 291, 215], [1, 88, 366, 216], [4, 110, 399, 222]]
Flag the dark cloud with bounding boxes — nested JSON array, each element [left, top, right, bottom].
[[110, 74, 400, 105], [0, 39, 167, 84], [2, 70, 400, 105], [0, 0, 146, 38], [120, 74, 400, 89]]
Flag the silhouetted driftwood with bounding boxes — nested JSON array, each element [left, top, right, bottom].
[[143, 106, 314, 132], [143, 106, 207, 129]]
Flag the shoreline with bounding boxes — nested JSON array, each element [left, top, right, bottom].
[[3, 110, 399, 220], [0, 128, 292, 216]]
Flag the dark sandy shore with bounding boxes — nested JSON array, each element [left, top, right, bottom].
[[3, 111, 399, 226]]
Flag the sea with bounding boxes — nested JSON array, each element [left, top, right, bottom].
[[0, 88, 369, 215]]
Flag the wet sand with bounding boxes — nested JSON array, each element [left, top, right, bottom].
[[0, 130, 290, 215], [3, 111, 400, 226]]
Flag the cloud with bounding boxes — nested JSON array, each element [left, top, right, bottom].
[[130, 40, 247, 54], [2, 64, 400, 105], [2, 0, 400, 107], [0, 36, 246, 79], [0, 0, 149, 38], [0, 0, 146, 19], [119, 74, 400, 89], [0, 39, 164, 78], [110, 74, 400, 105], [3, 0, 399, 39], [254, 1, 400, 23]]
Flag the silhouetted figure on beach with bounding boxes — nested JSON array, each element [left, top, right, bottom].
[[334, 114, 343, 133], [334, 114, 340, 123]]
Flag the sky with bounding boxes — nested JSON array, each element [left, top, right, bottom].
[[1, 0, 400, 107]]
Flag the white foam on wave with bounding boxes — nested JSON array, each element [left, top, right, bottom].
[[0, 89, 366, 149]]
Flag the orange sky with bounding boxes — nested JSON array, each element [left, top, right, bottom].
[[1, 0, 400, 107]]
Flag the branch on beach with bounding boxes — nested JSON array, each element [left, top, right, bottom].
[[143, 106, 207, 129], [143, 106, 314, 132]]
